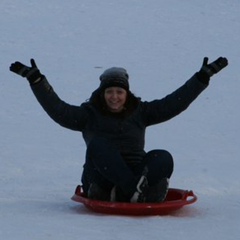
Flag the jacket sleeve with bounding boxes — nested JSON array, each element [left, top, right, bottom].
[[142, 73, 208, 126], [30, 77, 89, 131]]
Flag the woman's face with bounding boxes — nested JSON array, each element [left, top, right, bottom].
[[104, 87, 127, 112]]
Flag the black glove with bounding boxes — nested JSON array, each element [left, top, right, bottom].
[[10, 59, 43, 84], [197, 57, 228, 84], [200, 57, 228, 77]]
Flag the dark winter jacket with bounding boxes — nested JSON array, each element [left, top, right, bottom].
[[31, 73, 207, 164]]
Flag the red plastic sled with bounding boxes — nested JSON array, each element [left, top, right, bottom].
[[71, 185, 197, 216]]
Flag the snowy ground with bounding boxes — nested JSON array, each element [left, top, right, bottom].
[[1, 1, 240, 239]]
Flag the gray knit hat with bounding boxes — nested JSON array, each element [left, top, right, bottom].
[[99, 67, 129, 91]]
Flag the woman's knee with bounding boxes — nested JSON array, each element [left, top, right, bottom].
[[146, 149, 174, 166], [145, 149, 174, 181]]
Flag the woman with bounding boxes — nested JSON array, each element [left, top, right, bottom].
[[10, 57, 228, 203]]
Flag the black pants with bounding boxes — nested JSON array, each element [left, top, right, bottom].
[[81, 137, 174, 196]]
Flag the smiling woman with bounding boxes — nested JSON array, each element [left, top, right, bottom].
[[9, 57, 228, 204]]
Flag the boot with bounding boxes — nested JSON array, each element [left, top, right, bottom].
[[87, 183, 110, 201], [146, 178, 169, 203]]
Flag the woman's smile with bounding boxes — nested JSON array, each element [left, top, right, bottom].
[[104, 87, 127, 112]]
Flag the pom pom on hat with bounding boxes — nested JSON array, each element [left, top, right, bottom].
[[99, 67, 129, 91]]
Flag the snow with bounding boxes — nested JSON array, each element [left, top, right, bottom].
[[1, 0, 240, 239]]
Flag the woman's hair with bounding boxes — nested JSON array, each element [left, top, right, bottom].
[[88, 88, 140, 115]]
